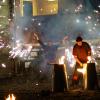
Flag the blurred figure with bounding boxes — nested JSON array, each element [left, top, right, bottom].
[[34, 34, 59, 79], [72, 36, 91, 88]]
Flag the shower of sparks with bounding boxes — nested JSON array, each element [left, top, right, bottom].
[[65, 48, 75, 68], [9, 41, 32, 59]]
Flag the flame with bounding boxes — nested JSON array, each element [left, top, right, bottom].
[[6, 94, 16, 100], [87, 56, 92, 63], [77, 64, 87, 74], [77, 63, 87, 89], [59, 56, 65, 64]]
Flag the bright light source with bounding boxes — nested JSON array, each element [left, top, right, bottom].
[[48, 0, 56, 1], [50, 9, 53, 13], [77, 64, 87, 74], [0, 6, 2, 9], [94, 10, 99, 13], [94, 24, 97, 26], [87, 56, 92, 63], [2, 0, 6, 3], [32, 18, 35, 21], [6, 94, 16, 100], [0, 31, 4, 33], [59, 56, 65, 64], [38, 22, 41, 26], [98, 5, 100, 8], [87, 16, 92, 19], [25, 27, 28, 30], [36, 83, 39, 86], [1, 63, 6, 68], [76, 19, 80, 23], [8, 19, 11, 21]]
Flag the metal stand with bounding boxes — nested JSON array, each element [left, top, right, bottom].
[[83, 63, 98, 90], [52, 64, 68, 92]]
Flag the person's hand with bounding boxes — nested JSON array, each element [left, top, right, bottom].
[[63, 36, 68, 40], [80, 63, 83, 67], [34, 33, 39, 40]]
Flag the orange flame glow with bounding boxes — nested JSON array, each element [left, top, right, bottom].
[[59, 56, 65, 64], [6, 94, 16, 100], [77, 64, 87, 74], [77, 63, 87, 89]]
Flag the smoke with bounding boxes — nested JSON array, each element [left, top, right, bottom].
[[10, 0, 100, 44], [8, 0, 100, 80], [37, 0, 100, 41]]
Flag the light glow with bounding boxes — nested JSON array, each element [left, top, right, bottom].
[[1, 63, 6, 68], [59, 56, 65, 64], [6, 94, 16, 100]]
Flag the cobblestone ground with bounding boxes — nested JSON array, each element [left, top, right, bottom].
[[0, 73, 100, 100], [0, 90, 100, 100], [0, 62, 100, 100]]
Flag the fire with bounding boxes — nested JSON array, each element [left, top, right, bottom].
[[77, 63, 87, 74], [87, 56, 92, 63], [77, 68, 85, 74], [58, 56, 69, 89], [77, 63, 87, 89], [6, 94, 16, 100], [59, 56, 65, 64]]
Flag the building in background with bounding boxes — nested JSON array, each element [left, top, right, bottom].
[[20, 0, 58, 16]]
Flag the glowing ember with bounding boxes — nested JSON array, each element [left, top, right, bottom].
[[6, 94, 16, 100], [59, 56, 65, 64], [1, 63, 6, 68]]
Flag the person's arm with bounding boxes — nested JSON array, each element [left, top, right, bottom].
[[87, 45, 91, 56], [73, 45, 83, 67], [74, 56, 83, 67], [34, 33, 45, 47]]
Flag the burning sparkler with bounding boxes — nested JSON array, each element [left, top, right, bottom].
[[9, 40, 32, 59]]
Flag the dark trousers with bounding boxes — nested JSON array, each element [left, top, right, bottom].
[[72, 63, 83, 88]]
